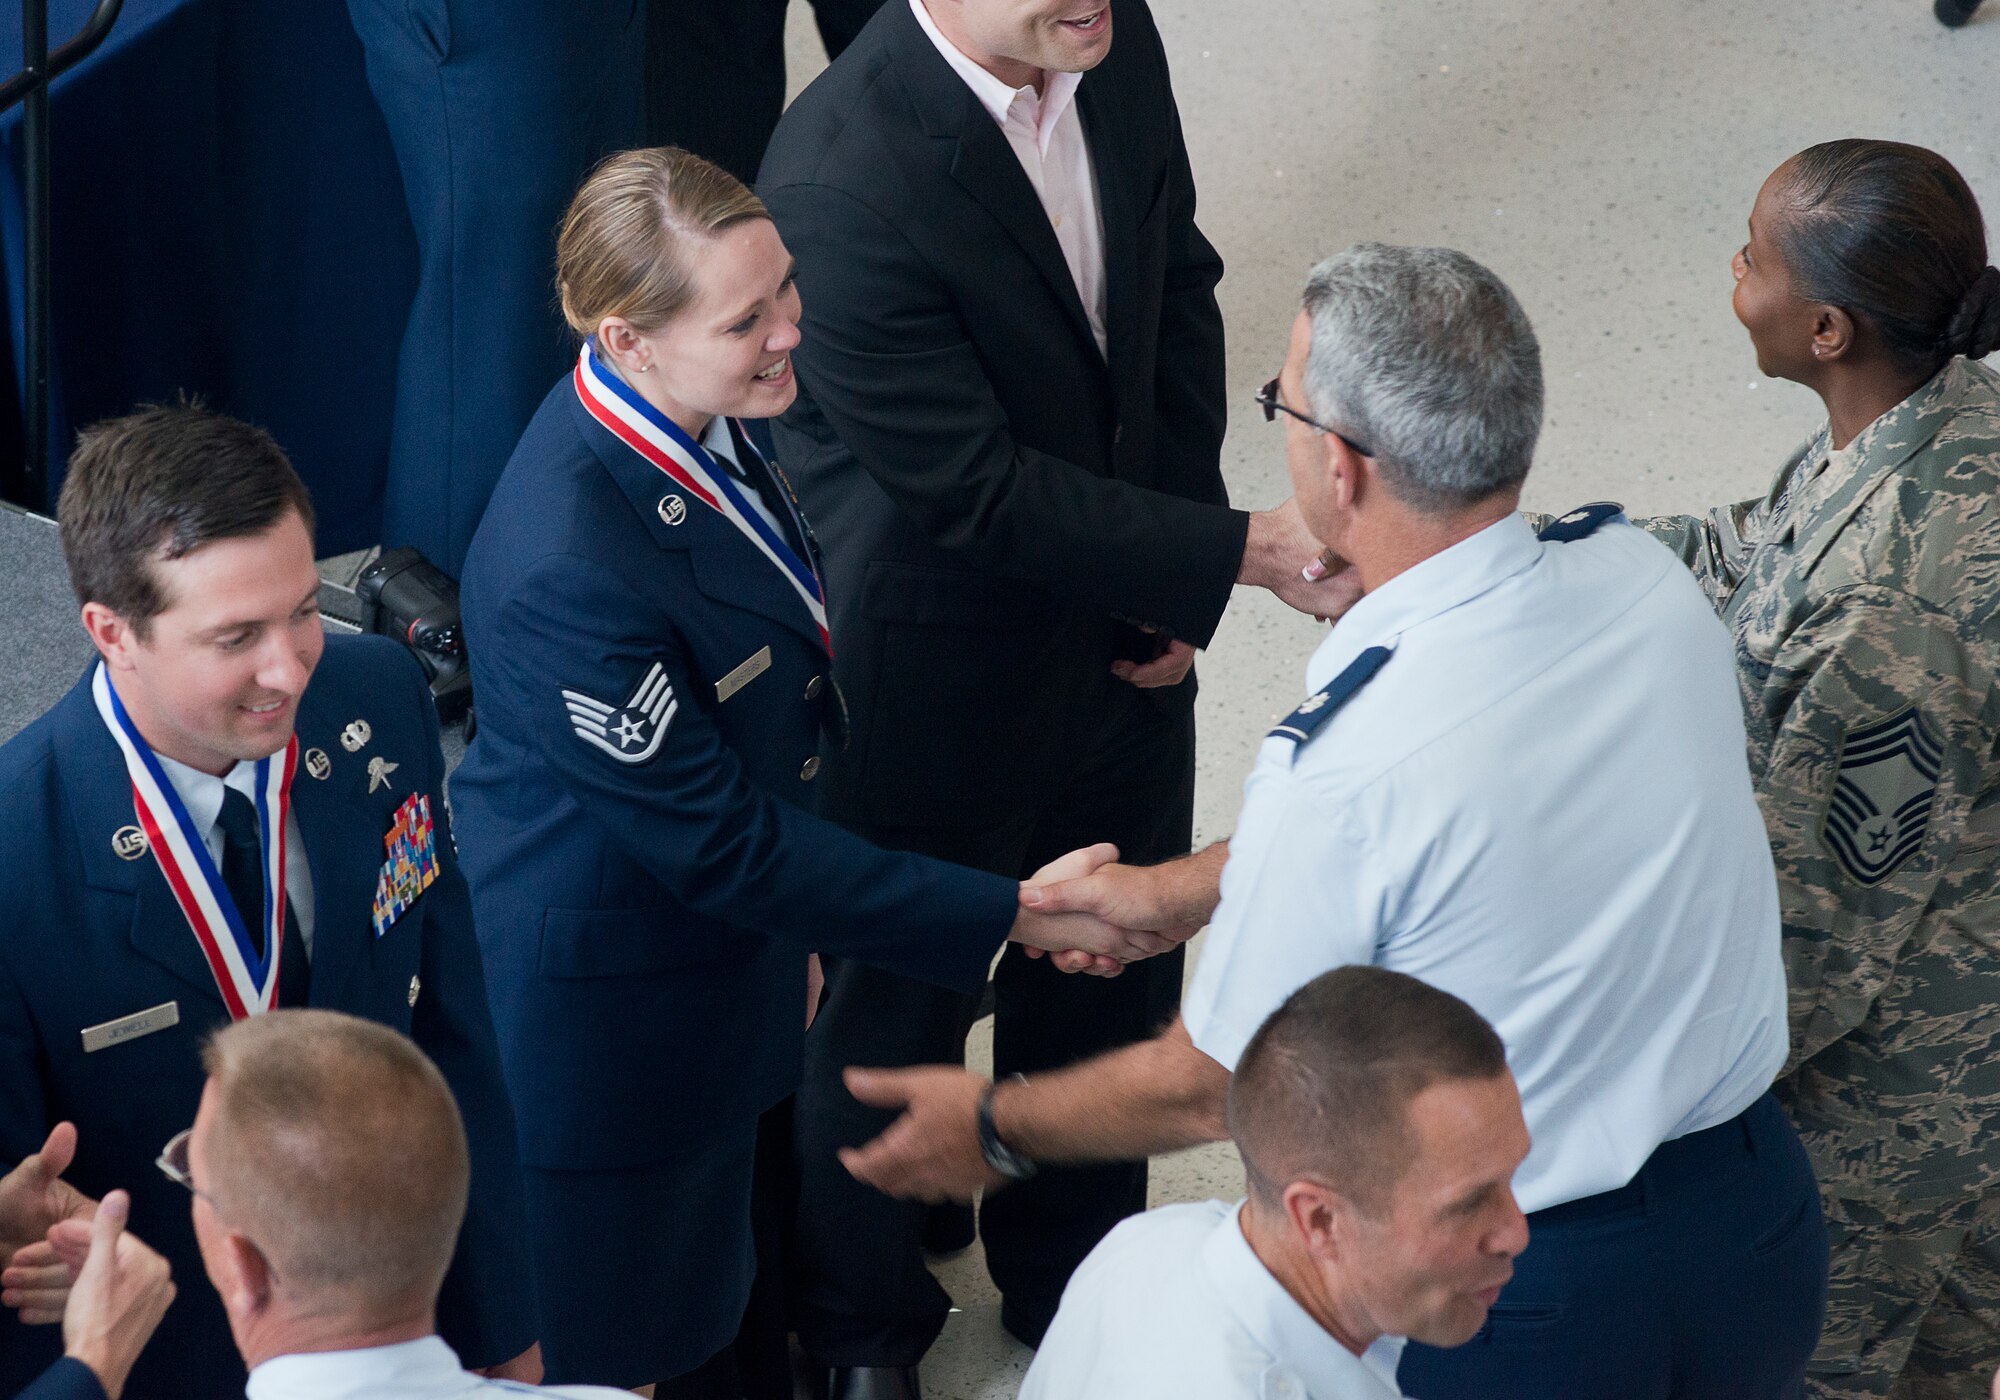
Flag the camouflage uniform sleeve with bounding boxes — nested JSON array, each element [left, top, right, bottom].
[[1635, 499, 1769, 611], [1757, 584, 2000, 1071]]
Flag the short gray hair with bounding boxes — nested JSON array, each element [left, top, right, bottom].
[[1300, 244, 1544, 512]]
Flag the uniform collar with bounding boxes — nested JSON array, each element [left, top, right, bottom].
[[1200, 1203, 1405, 1399], [1785, 358, 1971, 577], [907, 0, 1081, 151], [702, 414, 742, 472], [247, 1335, 464, 1400], [1307, 513, 1541, 692], [88, 668, 261, 847]]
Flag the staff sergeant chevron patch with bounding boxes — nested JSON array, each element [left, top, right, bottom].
[[563, 662, 678, 765], [1822, 708, 1942, 887]]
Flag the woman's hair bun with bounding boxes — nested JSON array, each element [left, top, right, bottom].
[[1945, 265, 2000, 361]]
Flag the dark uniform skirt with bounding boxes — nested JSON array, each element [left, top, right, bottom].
[[523, 1121, 760, 1389]]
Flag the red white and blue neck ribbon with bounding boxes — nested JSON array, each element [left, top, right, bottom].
[[94, 664, 294, 1020], [575, 340, 831, 654]]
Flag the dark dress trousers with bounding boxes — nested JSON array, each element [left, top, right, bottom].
[[345, 0, 644, 577], [759, 0, 1246, 1360], [452, 376, 1018, 1386], [0, 637, 536, 1400], [644, 0, 888, 184]]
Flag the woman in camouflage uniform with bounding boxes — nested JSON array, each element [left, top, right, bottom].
[[1646, 140, 2000, 1398]]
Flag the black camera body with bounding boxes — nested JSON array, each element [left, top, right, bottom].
[[355, 547, 471, 722]]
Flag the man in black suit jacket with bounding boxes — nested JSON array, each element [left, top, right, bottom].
[[760, 2, 1351, 1392]]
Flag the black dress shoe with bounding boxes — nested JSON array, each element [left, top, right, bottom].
[[825, 1365, 922, 1400]]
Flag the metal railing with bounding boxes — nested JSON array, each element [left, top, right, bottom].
[[2, 0, 122, 505]]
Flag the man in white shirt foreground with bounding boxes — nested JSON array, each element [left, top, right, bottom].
[[171, 1010, 623, 1400], [840, 245, 1829, 1398], [1024, 966, 1529, 1400]]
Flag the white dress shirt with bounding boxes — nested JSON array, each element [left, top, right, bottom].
[[1022, 1200, 1405, 1400], [1183, 515, 1789, 1214], [92, 674, 316, 953], [247, 1335, 626, 1400], [701, 415, 789, 544], [909, 0, 1108, 357]]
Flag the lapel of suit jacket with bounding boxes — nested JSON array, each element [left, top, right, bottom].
[[56, 670, 232, 1014], [287, 671, 381, 1010], [888, 0, 1106, 371], [566, 388, 831, 652], [1075, 70, 1141, 408]]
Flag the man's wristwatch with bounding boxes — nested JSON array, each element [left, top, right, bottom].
[[977, 1073, 1038, 1181]]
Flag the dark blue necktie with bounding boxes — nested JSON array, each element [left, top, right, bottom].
[[216, 788, 269, 959], [216, 787, 311, 1006]]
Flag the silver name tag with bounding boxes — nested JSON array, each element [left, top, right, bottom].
[[715, 645, 773, 703], [80, 1001, 180, 1054]]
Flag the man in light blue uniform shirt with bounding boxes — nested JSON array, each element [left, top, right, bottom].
[[176, 1011, 621, 1400], [837, 245, 1829, 1399], [1025, 968, 1530, 1400]]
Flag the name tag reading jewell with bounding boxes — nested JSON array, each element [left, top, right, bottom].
[[81, 1001, 180, 1054]]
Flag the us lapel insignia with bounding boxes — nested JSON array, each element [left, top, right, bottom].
[[407, 975, 421, 1008], [658, 494, 687, 526], [304, 748, 332, 781], [111, 825, 149, 861], [371, 794, 441, 938], [340, 719, 372, 753], [367, 756, 400, 794]]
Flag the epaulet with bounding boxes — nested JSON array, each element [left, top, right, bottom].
[[1268, 646, 1393, 764], [1536, 501, 1626, 543]]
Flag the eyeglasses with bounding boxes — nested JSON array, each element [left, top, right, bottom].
[[156, 1127, 201, 1197], [1257, 377, 1373, 459]]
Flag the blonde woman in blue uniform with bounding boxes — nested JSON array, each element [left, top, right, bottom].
[[452, 148, 1157, 1398]]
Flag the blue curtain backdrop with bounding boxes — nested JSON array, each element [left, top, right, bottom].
[[0, 0, 415, 552]]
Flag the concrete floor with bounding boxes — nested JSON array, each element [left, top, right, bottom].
[[784, 2, 2000, 1394]]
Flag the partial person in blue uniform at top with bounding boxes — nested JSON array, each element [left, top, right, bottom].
[[2, 1132, 173, 1400], [0, 406, 540, 1399], [452, 147, 1166, 1398], [836, 245, 1830, 1400], [345, 0, 644, 577]]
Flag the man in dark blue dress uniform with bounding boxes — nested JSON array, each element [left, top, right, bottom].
[[0, 404, 538, 1399]]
